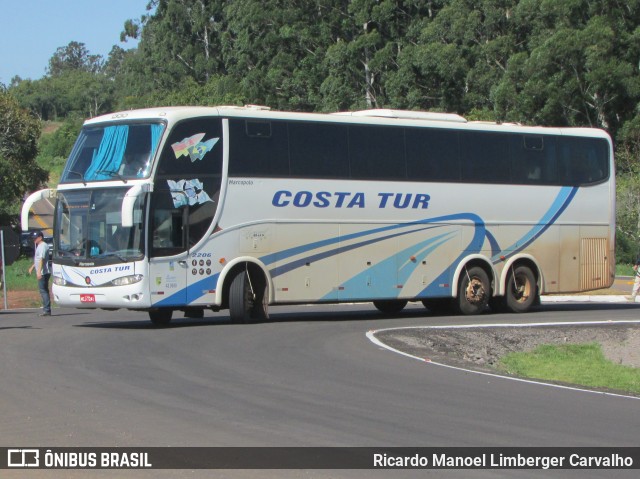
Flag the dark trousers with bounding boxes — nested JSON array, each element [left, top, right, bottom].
[[38, 274, 51, 314]]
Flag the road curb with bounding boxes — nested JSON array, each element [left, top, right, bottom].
[[541, 295, 632, 303]]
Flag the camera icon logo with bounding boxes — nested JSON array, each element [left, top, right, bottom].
[[7, 449, 39, 467]]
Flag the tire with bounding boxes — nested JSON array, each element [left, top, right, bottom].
[[373, 300, 408, 314], [454, 266, 490, 315], [149, 308, 173, 325], [229, 269, 269, 324], [503, 265, 537, 313], [256, 280, 269, 320], [421, 298, 452, 314], [184, 308, 204, 319]]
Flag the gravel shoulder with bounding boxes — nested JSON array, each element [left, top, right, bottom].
[[375, 322, 640, 396]]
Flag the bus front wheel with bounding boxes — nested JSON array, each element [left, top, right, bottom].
[[149, 308, 173, 326], [229, 269, 268, 323], [455, 266, 490, 315]]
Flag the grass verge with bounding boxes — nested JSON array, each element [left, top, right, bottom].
[[2, 258, 38, 291], [616, 263, 635, 276], [498, 343, 640, 394]]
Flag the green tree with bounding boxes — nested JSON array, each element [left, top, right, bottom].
[[126, 0, 226, 92], [8, 77, 57, 120], [0, 90, 48, 225], [494, 0, 640, 130], [38, 116, 83, 160], [223, 0, 341, 110], [47, 41, 104, 77], [320, 0, 438, 111], [387, 0, 519, 114], [11, 39, 121, 120], [146, 75, 245, 106]]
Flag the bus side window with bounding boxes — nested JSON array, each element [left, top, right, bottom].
[[512, 136, 543, 184], [150, 189, 186, 256], [349, 125, 405, 180], [460, 131, 510, 183], [229, 120, 289, 177], [289, 122, 349, 179], [556, 137, 608, 185], [406, 128, 460, 182]]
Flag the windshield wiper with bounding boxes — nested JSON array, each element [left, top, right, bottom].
[[96, 170, 128, 183], [67, 170, 87, 186], [103, 252, 129, 262]]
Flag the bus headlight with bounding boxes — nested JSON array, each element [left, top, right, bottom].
[[110, 275, 143, 286], [53, 276, 67, 286]]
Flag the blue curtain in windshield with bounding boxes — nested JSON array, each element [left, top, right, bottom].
[[84, 126, 129, 180], [150, 124, 164, 156]]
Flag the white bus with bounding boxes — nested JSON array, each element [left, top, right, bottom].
[[22, 106, 614, 324]]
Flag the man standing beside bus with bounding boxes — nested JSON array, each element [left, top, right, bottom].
[[28, 231, 51, 316], [629, 255, 640, 302]]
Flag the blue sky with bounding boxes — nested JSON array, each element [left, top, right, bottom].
[[0, 0, 152, 84]]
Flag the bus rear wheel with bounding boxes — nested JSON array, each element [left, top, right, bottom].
[[455, 266, 490, 315], [373, 300, 408, 314], [149, 308, 172, 326], [229, 269, 268, 324], [503, 265, 537, 313]]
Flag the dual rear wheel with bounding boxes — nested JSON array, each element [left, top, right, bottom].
[[454, 264, 537, 315], [501, 265, 537, 313]]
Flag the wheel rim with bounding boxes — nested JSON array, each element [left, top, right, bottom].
[[511, 272, 532, 304], [465, 277, 487, 305]]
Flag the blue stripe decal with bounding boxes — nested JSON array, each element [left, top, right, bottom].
[[153, 186, 576, 307], [259, 222, 418, 266], [154, 273, 220, 307], [417, 213, 488, 298], [485, 229, 501, 257], [322, 231, 455, 300], [270, 225, 444, 278], [418, 186, 578, 297], [262, 212, 485, 267], [265, 213, 485, 300], [490, 186, 578, 264]]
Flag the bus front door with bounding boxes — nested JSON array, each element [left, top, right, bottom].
[[149, 257, 188, 308]]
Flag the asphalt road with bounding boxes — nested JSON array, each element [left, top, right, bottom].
[[1, 302, 639, 478]]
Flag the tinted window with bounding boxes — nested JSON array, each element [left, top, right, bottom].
[[510, 135, 558, 185], [406, 128, 460, 181], [228, 120, 290, 176], [460, 131, 511, 182], [556, 137, 608, 185], [227, 118, 609, 186], [349, 126, 406, 179], [150, 188, 186, 257], [289, 122, 349, 178], [152, 117, 224, 256], [157, 118, 223, 177]]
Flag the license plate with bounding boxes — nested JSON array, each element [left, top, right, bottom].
[[80, 294, 96, 303]]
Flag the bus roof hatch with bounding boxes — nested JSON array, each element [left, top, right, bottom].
[[333, 109, 467, 123]]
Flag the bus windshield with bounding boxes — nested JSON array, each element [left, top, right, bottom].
[[61, 122, 165, 182], [55, 188, 145, 261]]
